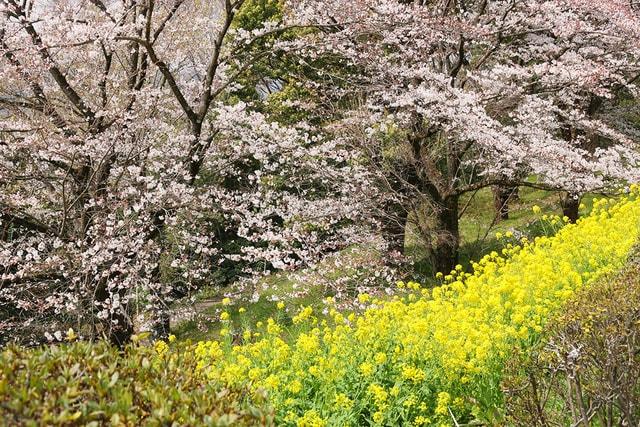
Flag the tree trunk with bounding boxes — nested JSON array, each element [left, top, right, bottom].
[[151, 308, 170, 340], [492, 186, 510, 220], [95, 276, 134, 348], [149, 211, 172, 341], [109, 315, 134, 348], [432, 195, 460, 274], [492, 185, 519, 221], [561, 192, 581, 223]]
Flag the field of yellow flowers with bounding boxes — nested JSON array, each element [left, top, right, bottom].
[[190, 191, 640, 426]]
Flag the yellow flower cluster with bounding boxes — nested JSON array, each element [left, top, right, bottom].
[[193, 193, 640, 425], [154, 340, 168, 355]]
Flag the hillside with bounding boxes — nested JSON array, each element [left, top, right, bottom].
[[3, 194, 639, 426]]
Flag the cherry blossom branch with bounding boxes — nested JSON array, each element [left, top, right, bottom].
[[87, 0, 116, 23], [4, 0, 97, 127], [151, 1, 185, 44], [196, 0, 237, 124], [117, 34, 198, 124]]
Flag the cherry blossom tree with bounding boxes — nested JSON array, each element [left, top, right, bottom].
[[0, 0, 373, 346], [284, 0, 640, 273]]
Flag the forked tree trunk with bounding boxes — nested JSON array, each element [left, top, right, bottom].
[[561, 192, 581, 223], [432, 195, 460, 274]]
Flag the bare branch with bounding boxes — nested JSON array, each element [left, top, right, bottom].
[[117, 35, 198, 125]]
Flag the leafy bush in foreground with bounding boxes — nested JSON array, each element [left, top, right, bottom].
[[0, 338, 273, 426], [504, 256, 640, 426], [194, 193, 640, 426]]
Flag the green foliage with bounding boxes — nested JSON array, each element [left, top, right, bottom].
[[0, 338, 273, 426], [225, 0, 287, 105], [264, 83, 318, 125], [504, 252, 640, 426], [225, 0, 358, 125], [234, 0, 283, 30]]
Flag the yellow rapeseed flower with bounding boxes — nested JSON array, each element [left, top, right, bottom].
[[297, 410, 326, 427], [190, 194, 640, 425], [359, 361, 374, 376]]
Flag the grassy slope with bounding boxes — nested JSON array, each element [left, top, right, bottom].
[[455, 187, 598, 266], [174, 188, 600, 340]]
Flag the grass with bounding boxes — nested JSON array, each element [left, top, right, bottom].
[[173, 274, 324, 342], [173, 245, 387, 341], [407, 187, 603, 275], [458, 187, 601, 243], [456, 186, 563, 266], [174, 187, 605, 340]]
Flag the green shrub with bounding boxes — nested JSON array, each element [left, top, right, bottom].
[[504, 254, 640, 426], [0, 337, 273, 426]]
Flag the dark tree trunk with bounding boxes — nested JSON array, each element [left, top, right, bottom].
[[561, 192, 581, 223], [492, 185, 519, 221], [432, 195, 460, 274], [0, 222, 8, 241], [147, 209, 173, 341], [109, 316, 134, 348], [493, 186, 510, 220], [95, 276, 134, 348], [151, 309, 170, 340]]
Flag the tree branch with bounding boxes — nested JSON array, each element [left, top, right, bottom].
[[196, 0, 237, 122], [87, 0, 116, 23], [117, 35, 198, 125], [152, 0, 185, 44], [0, 205, 54, 235], [0, 29, 74, 136], [6, 0, 97, 127]]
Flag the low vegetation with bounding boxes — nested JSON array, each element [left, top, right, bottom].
[[0, 338, 273, 426], [192, 195, 640, 425], [4, 194, 638, 426], [504, 256, 640, 426]]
